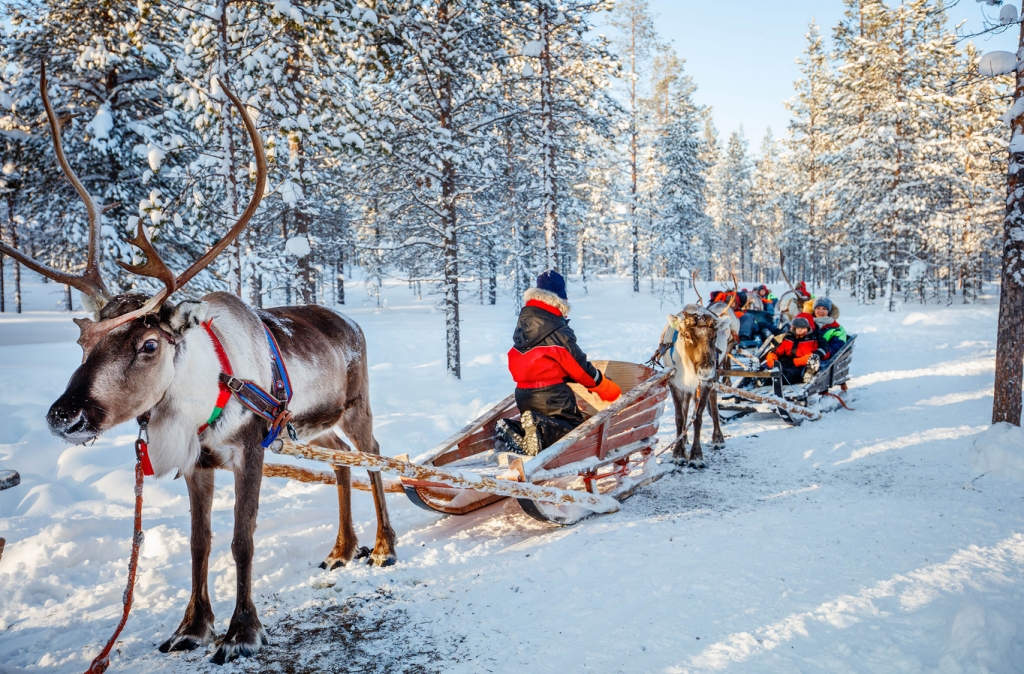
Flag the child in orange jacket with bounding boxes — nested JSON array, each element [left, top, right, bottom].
[[763, 313, 830, 384]]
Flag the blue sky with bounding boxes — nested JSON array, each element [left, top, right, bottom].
[[639, 0, 1018, 150]]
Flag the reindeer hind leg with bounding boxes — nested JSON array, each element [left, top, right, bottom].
[[314, 431, 362, 570], [708, 387, 726, 449], [340, 397, 397, 567]]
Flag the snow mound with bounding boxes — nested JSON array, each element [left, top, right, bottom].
[[971, 422, 1024, 480]]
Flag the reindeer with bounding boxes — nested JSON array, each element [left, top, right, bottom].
[[654, 274, 739, 468], [1, 68, 397, 664]]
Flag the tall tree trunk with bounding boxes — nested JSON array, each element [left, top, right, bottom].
[[540, 3, 558, 271], [442, 164, 460, 378], [1, 213, 6, 313], [216, 0, 241, 298], [993, 14, 1024, 425], [11, 215, 21, 314], [336, 251, 345, 305]]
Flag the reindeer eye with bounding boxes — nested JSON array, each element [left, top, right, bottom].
[[141, 339, 159, 354]]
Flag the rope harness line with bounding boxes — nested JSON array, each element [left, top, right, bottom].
[[83, 425, 147, 674], [821, 390, 855, 411]]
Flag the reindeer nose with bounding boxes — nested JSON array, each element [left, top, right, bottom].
[[47, 406, 92, 440]]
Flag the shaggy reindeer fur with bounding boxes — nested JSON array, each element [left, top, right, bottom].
[[658, 303, 738, 468], [47, 292, 395, 664]]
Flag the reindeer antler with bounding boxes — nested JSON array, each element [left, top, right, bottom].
[[74, 80, 268, 354], [691, 269, 703, 306], [778, 248, 796, 294], [0, 62, 112, 306], [116, 221, 176, 301]]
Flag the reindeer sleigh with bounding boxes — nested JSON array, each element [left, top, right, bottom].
[[716, 334, 856, 425], [272, 361, 674, 526]]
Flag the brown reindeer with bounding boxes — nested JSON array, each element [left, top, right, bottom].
[[1, 68, 397, 664], [655, 276, 739, 468]]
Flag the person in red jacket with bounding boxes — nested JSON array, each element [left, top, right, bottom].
[[763, 313, 830, 384], [496, 270, 621, 456]]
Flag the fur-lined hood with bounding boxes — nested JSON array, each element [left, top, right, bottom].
[[524, 287, 570, 317]]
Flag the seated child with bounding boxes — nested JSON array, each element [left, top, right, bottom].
[[763, 313, 830, 384], [495, 271, 621, 456], [811, 297, 847, 358]]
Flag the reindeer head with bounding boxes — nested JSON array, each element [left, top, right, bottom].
[[0, 65, 266, 444], [668, 308, 719, 381]]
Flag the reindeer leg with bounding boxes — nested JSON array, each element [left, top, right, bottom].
[[671, 388, 690, 465], [159, 467, 216, 653], [669, 384, 688, 465], [314, 432, 360, 570], [689, 386, 710, 469], [341, 397, 397, 567], [708, 387, 726, 449], [212, 430, 267, 665]]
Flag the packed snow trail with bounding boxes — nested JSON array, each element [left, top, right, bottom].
[[1, 275, 1022, 673]]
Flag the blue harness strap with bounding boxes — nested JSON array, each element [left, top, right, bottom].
[[215, 323, 295, 448]]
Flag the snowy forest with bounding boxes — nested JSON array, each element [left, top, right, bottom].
[[0, 0, 1014, 377]]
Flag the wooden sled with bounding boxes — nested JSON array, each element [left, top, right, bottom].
[[400, 361, 672, 525], [264, 362, 672, 527], [716, 335, 856, 425]]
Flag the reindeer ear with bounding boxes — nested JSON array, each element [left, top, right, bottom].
[[167, 300, 209, 337]]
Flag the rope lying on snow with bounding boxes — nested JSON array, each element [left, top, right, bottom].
[[821, 391, 855, 411], [84, 451, 145, 674]]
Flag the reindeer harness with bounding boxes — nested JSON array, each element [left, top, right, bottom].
[[199, 319, 295, 448]]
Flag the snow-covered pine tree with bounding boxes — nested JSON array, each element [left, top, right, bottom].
[[785, 19, 835, 290], [1, 0, 191, 305], [653, 56, 709, 302], [608, 0, 659, 293], [362, 0, 515, 378], [713, 129, 753, 282], [518, 0, 616, 272]]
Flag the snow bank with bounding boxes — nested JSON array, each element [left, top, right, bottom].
[[971, 422, 1024, 480]]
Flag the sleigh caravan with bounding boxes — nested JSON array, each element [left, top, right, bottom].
[[715, 334, 857, 425], [269, 361, 672, 526]]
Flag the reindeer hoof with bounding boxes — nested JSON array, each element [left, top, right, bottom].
[[210, 626, 268, 665], [320, 543, 361, 570], [709, 441, 725, 450], [159, 620, 216, 653], [669, 453, 688, 466], [688, 458, 706, 469], [365, 547, 397, 567], [159, 636, 202, 653]]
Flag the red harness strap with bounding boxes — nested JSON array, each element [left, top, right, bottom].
[[197, 320, 234, 435]]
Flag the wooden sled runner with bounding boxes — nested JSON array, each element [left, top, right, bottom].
[[716, 335, 857, 425], [401, 361, 672, 525], [265, 361, 672, 527]]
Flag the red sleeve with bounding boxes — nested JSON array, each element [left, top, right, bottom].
[[776, 339, 793, 356], [550, 348, 600, 388]]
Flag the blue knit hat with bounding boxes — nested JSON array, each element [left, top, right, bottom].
[[813, 296, 833, 313], [536, 270, 567, 300]]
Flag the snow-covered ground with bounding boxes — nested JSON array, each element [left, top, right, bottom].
[[2, 272, 1023, 674]]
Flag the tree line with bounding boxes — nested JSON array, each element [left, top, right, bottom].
[[0, 0, 1015, 382]]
